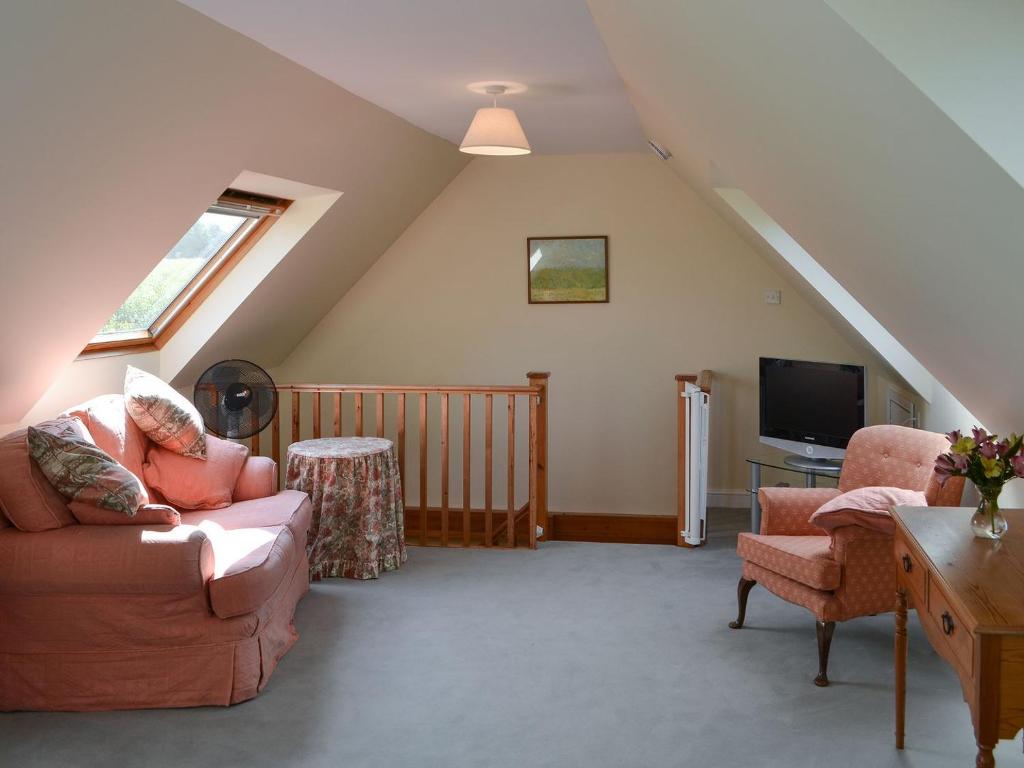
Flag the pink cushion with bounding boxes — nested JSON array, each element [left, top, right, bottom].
[[69, 502, 181, 527], [736, 533, 841, 590], [124, 366, 206, 459], [63, 394, 150, 486], [143, 436, 248, 511], [180, 490, 312, 546], [204, 525, 295, 619], [0, 421, 84, 532], [809, 486, 927, 535]]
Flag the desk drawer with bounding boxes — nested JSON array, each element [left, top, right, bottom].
[[926, 581, 974, 675], [895, 536, 927, 604]]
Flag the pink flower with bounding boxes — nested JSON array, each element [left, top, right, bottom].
[[945, 429, 962, 445], [972, 427, 990, 445], [979, 440, 999, 459], [934, 453, 957, 485], [1012, 455, 1024, 479]]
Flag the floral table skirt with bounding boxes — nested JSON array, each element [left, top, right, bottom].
[[285, 437, 406, 580]]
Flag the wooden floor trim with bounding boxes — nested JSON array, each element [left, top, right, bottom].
[[548, 512, 677, 545]]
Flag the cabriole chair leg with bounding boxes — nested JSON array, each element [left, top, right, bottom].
[[815, 620, 836, 687], [729, 577, 757, 629]]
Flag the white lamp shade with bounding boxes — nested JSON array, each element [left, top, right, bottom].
[[459, 107, 531, 156]]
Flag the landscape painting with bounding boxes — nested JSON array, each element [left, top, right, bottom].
[[527, 236, 608, 304]]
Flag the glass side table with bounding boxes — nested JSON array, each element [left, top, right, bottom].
[[746, 456, 842, 533]]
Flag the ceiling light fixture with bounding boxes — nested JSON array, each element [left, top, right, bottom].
[[459, 84, 531, 156]]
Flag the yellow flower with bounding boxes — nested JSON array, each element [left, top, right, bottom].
[[951, 436, 976, 455], [980, 456, 1003, 479]]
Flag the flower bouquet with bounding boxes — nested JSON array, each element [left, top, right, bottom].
[[935, 427, 1024, 539]]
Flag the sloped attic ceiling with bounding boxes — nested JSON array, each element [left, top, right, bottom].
[[0, 0, 467, 422], [587, 0, 1024, 436]]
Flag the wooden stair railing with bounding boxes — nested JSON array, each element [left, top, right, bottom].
[[254, 373, 549, 549]]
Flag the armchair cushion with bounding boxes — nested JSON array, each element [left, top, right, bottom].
[[757, 486, 839, 536], [809, 486, 926, 535], [124, 365, 206, 459], [736, 533, 841, 590]]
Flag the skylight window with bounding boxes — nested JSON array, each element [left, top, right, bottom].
[[85, 190, 289, 353]]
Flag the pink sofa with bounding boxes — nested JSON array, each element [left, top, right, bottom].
[[0, 395, 312, 711]]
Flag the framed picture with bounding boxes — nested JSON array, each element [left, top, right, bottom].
[[527, 236, 609, 304]]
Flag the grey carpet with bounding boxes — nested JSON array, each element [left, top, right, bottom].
[[1, 513, 1021, 768]]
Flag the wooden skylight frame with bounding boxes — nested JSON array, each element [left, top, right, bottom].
[[83, 190, 291, 356]]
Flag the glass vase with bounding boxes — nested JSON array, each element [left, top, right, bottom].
[[970, 490, 1008, 540]]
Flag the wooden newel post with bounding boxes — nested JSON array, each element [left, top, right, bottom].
[[527, 372, 550, 542]]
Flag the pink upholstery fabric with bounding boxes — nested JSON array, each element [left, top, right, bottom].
[[809, 486, 927, 535], [64, 395, 150, 489], [69, 502, 181, 527], [205, 525, 296, 619], [0, 524, 213, 595], [0, 427, 77, 532], [233, 456, 277, 502], [144, 435, 247, 510], [0, 395, 311, 712], [758, 486, 838, 536], [180, 490, 312, 545], [743, 561, 840, 621], [736, 533, 841, 590], [738, 425, 965, 628], [838, 425, 965, 506]]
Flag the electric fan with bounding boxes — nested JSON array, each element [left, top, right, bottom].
[[193, 359, 278, 440]]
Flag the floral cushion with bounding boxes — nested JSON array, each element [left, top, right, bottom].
[[27, 426, 149, 517], [124, 365, 206, 459]]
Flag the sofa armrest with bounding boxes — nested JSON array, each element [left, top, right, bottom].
[[233, 456, 277, 502], [757, 486, 841, 536], [0, 525, 214, 595]]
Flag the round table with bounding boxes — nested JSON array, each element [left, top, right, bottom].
[[285, 437, 406, 580]]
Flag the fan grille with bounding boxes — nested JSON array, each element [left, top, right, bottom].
[[194, 359, 277, 440]]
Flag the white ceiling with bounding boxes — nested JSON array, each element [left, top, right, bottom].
[[179, 0, 647, 154]]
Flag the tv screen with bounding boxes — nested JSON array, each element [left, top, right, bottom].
[[759, 358, 865, 450]]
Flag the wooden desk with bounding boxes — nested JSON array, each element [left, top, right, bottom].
[[893, 506, 1024, 767]]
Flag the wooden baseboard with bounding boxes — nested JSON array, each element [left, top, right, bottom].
[[404, 506, 531, 547], [548, 512, 677, 545]]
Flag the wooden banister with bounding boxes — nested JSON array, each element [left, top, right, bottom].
[[269, 374, 549, 549]]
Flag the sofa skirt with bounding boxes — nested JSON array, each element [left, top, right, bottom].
[[0, 550, 309, 712]]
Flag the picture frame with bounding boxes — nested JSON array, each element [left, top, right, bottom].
[[527, 236, 609, 304]]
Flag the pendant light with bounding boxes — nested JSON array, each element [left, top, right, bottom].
[[459, 85, 531, 156]]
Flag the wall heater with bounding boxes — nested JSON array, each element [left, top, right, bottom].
[[681, 382, 710, 546]]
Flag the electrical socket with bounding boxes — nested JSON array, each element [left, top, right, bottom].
[[763, 289, 782, 305]]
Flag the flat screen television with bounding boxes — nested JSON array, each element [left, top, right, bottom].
[[759, 357, 866, 461]]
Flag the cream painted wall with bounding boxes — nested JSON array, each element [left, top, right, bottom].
[[0, 0, 466, 424], [278, 154, 907, 516]]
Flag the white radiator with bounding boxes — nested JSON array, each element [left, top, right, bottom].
[[682, 382, 710, 546]]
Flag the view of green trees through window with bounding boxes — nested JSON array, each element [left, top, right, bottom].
[[97, 212, 250, 335]]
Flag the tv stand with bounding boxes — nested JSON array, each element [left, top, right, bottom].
[[745, 455, 843, 532], [783, 455, 844, 475]]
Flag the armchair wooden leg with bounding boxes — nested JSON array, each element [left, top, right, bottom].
[[729, 577, 757, 629], [815, 620, 836, 687]]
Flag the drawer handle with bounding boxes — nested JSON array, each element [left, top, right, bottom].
[[941, 611, 955, 636], [901, 553, 912, 573]]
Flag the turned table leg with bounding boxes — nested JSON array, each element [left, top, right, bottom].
[[975, 743, 995, 768], [895, 587, 908, 750]]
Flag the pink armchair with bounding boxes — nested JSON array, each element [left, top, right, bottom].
[[730, 425, 965, 686]]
